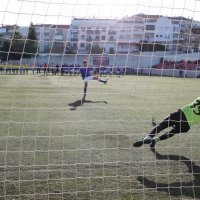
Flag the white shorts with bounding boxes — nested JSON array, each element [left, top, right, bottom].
[[84, 76, 94, 82]]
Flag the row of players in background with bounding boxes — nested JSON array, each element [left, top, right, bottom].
[[0, 62, 122, 77], [39, 62, 122, 77]]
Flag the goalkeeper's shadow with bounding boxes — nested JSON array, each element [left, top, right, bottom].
[[137, 149, 200, 199], [68, 99, 108, 110]]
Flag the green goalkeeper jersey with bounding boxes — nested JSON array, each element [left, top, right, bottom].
[[181, 97, 200, 127]]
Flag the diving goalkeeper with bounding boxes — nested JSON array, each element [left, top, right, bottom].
[[133, 97, 200, 148]]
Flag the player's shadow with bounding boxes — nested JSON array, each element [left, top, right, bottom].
[[68, 99, 108, 110], [137, 149, 200, 199]]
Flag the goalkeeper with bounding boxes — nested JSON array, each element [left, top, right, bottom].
[[133, 97, 200, 148], [80, 60, 108, 101]]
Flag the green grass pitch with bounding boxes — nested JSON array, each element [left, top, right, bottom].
[[0, 74, 200, 200]]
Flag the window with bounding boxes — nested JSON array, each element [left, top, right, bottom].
[[86, 30, 94, 34], [124, 35, 131, 40], [72, 43, 77, 48], [80, 43, 85, 48], [173, 34, 178, 38], [108, 30, 116, 35], [86, 36, 92, 41], [95, 36, 100, 40], [109, 36, 114, 41], [95, 30, 100, 34], [56, 29, 62, 34], [146, 25, 155, 30], [81, 35, 85, 40]]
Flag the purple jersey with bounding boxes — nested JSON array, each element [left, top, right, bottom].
[[79, 67, 92, 79]]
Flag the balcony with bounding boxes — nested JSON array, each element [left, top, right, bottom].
[[108, 31, 116, 35], [70, 38, 78, 41], [95, 30, 100, 34], [86, 38, 92, 42], [70, 30, 78, 34], [108, 38, 116, 41], [94, 37, 100, 41], [86, 30, 94, 34], [53, 35, 63, 41]]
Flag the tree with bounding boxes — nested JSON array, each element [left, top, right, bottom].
[[138, 41, 166, 52], [109, 47, 115, 54], [0, 31, 24, 61], [65, 47, 76, 54], [0, 39, 10, 61], [23, 22, 38, 58], [90, 44, 103, 54], [10, 31, 25, 60]]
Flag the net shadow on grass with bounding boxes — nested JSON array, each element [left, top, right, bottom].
[[68, 99, 108, 110], [137, 149, 200, 199]]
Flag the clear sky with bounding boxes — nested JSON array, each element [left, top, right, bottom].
[[1, 0, 200, 26]]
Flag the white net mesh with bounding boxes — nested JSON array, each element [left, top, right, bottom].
[[0, 0, 200, 200]]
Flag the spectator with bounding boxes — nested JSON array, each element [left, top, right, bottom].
[[36, 63, 41, 74], [43, 63, 48, 75], [54, 64, 60, 75]]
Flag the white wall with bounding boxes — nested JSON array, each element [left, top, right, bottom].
[[154, 17, 174, 43], [6, 51, 200, 78], [140, 68, 200, 78], [15, 51, 165, 68], [8, 52, 200, 72], [161, 52, 200, 62], [0, 28, 6, 33]]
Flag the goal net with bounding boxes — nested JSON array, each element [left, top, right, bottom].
[[0, 0, 200, 199]]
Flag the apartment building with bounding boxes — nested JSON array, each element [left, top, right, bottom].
[[0, 25, 19, 48], [0, 14, 199, 55], [69, 17, 145, 54], [0, 25, 30, 53], [69, 18, 117, 54], [69, 14, 200, 54], [34, 24, 70, 53]]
